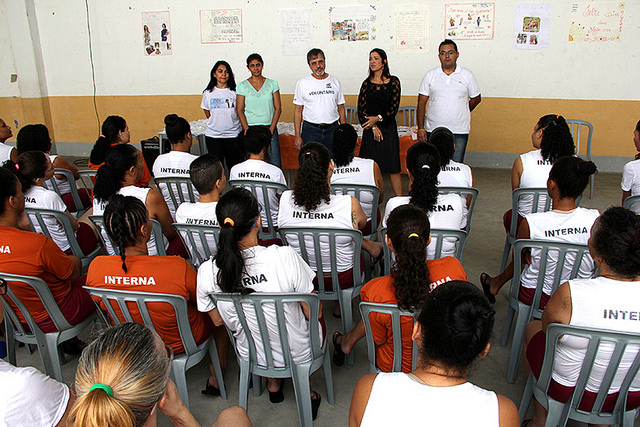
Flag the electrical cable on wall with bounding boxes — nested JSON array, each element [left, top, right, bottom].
[[84, 0, 100, 135]]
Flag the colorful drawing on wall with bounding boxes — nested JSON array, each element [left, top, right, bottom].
[[329, 5, 376, 42], [568, 2, 625, 42], [444, 3, 495, 40], [395, 6, 429, 51], [142, 11, 171, 56], [200, 9, 243, 44], [513, 3, 552, 50]]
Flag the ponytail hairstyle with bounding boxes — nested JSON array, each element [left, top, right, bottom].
[[293, 142, 331, 211], [103, 195, 148, 273], [536, 114, 575, 163], [332, 124, 358, 167], [90, 116, 127, 166], [164, 114, 190, 145], [93, 144, 140, 203], [68, 323, 171, 427], [0, 167, 20, 216], [549, 156, 597, 199], [16, 124, 52, 154], [407, 142, 440, 212], [418, 280, 495, 376], [429, 127, 455, 167], [3, 151, 49, 193], [590, 206, 640, 279], [204, 60, 237, 92], [243, 126, 271, 155], [387, 205, 431, 311], [214, 188, 260, 293]]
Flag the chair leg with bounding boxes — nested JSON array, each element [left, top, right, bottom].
[[291, 367, 313, 427], [43, 335, 64, 382], [339, 292, 355, 366], [207, 339, 227, 400], [170, 360, 190, 410], [622, 409, 637, 427], [501, 304, 516, 346], [518, 373, 534, 424], [589, 174, 594, 199], [237, 361, 251, 409], [544, 398, 566, 427], [506, 305, 530, 384], [501, 236, 512, 272], [252, 374, 262, 397], [323, 348, 335, 405], [5, 325, 16, 365]]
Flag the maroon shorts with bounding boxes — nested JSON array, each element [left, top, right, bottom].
[[503, 209, 525, 234], [64, 222, 98, 256], [312, 261, 364, 292], [361, 208, 381, 236], [527, 329, 640, 412], [61, 188, 91, 213], [36, 274, 96, 333], [166, 234, 188, 258], [518, 286, 551, 309]]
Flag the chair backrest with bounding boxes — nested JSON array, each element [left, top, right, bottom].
[[565, 119, 593, 160], [359, 302, 418, 373], [510, 187, 552, 236], [278, 227, 363, 297], [623, 195, 640, 214], [82, 287, 201, 355], [209, 292, 324, 375], [77, 169, 97, 191], [438, 186, 479, 233], [44, 169, 89, 213], [89, 215, 166, 256], [331, 183, 380, 236], [380, 227, 468, 276], [228, 179, 288, 241], [173, 223, 220, 267], [512, 239, 594, 318], [25, 207, 87, 258], [535, 323, 640, 426], [344, 106, 358, 125], [153, 176, 199, 219], [396, 106, 417, 127]]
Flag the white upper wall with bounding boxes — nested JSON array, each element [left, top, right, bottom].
[[3, 0, 639, 100]]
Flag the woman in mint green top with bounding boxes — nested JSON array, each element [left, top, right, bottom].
[[236, 53, 282, 167]]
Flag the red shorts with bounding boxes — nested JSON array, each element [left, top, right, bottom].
[[527, 329, 640, 412], [36, 274, 96, 333], [166, 234, 188, 258], [503, 209, 524, 234], [518, 286, 551, 309], [61, 189, 92, 213]]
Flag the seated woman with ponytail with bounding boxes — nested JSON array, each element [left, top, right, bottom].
[[93, 143, 186, 257], [349, 281, 519, 427], [88, 115, 151, 187], [197, 188, 323, 418], [333, 204, 466, 370], [382, 141, 464, 258], [68, 322, 251, 427], [6, 151, 98, 255]]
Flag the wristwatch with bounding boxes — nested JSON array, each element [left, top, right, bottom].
[[377, 114, 383, 122]]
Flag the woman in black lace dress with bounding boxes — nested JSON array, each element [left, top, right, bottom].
[[357, 48, 402, 196]]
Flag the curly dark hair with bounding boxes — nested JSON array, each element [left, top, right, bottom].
[[536, 114, 575, 163], [104, 194, 148, 273], [590, 207, 640, 279], [407, 142, 440, 212], [16, 124, 52, 154], [332, 124, 358, 167], [387, 205, 431, 311], [293, 142, 331, 211]]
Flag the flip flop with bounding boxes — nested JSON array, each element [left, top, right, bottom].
[[332, 331, 346, 366], [201, 379, 221, 396], [480, 272, 496, 304], [311, 390, 322, 420]]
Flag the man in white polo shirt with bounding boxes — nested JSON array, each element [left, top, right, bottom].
[[293, 48, 347, 151], [417, 39, 481, 163]]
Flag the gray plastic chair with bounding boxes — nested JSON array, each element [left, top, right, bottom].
[[1, 273, 97, 381], [43, 168, 91, 216], [89, 215, 166, 256], [209, 292, 333, 427], [396, 106, 417, 127], [344, 106, 358, 125], [173, 223, 220, 267], [25, 207, 102, 267], [359, 302, 418, 374], [380, 227, 468, 276], [229, 179, 288, 241], [623, 195, 640, 214], [82, 287, 227, 409], [153, 176, 199, 221], [502, 239, 594, 383], [331, 183, 380, 240], [566, 119, 594, 199], [77, 169, 97, 192], [438, 186, 479, 233], [519, 323, 640, 426]]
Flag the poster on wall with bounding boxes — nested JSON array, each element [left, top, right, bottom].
[[513, 3, 552, 49], [200, 9, 243, 44], [329, 5, 376, 42], [395, 6, 429, 51], [444, 3, 495, 40], [280, 8, 313, 56], [142, 11, 171, 56], [568, 2, 625, 42]]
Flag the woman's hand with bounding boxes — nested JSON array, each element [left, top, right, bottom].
[[362, 116, 380, 129], [372, 126, 383, 142]]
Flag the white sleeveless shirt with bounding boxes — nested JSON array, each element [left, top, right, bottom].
[[0, 142, 15, 163], [518, 149, 552, 217], [330, 157, 377, 222], [25, 186, 71, 251], [175, 201, 219, 264], [152, 151, 199, 220], [47, 154, 71, 196]]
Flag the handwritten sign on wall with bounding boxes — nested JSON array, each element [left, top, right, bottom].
[[568, 2, 625, 42], [445, 3, 495, 40]]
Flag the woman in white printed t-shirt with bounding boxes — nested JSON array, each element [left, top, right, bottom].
[[330, 123, 384, 237], [0, 117, 17, 163], [152, 114, 199, 220], [382, 141, 463, 259], [201, 60, 244, 172], [621, 119, 640, 213]]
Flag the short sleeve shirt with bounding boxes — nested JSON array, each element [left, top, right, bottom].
[[236, 78, 280, 126], [293, 74, 345, 124]]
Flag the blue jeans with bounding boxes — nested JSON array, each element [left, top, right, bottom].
[[452, 133, 469, 163], [302, 121, 338, 152], [266, 127, 281, 168]]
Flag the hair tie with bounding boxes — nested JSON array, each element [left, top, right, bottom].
[[224, 217, 235, 227], [408, 233, 419, 238], [100, 134, 106, 138], [14, 163, 19, 170], [90, 384, 113, 397], [556, 115, 560, 119], [421, 164, 430, 169]]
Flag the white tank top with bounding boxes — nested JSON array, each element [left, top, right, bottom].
[[278, 191, 354, 272], [518, 149, 552, 217], [47, 154, 71, 196], [175, 201, 219, 264], [330, 157, 376, 222], [520, 207, 599, 294], [25, 186, 71, 251], [360, 373, 499, 427], [554, 277, 640, 393], [152, 151, 199, 220], [0, 143, 15, 163]]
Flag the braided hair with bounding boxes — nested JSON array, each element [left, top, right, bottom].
[[293, 142, 331, 211], [103, 194, 148, 273]]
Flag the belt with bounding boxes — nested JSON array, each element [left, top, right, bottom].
[[304, 120, 338, 129]]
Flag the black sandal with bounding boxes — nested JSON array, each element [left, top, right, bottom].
[[311, 390, 322, 420], [480, 272, 496, 304], [332, 331, 346, 366], [201, 379, 221, 396], [268, 379, 284, 403]]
